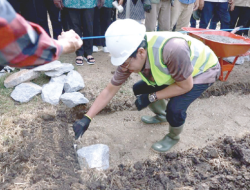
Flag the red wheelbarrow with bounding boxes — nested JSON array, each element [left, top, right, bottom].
[[182, 27, 250, 81]]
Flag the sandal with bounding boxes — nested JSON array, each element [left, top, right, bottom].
[[75, 56, 83, 66], [84, 55, 95, 65]]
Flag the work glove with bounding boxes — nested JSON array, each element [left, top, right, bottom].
[[135, 94, 151, 111], [143, 0, 151, 13], [73, 115, 91, 140]]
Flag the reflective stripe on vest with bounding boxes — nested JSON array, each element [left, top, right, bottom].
[[139, 32, 218, 86]]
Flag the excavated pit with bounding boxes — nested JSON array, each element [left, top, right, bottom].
[[1, 52, 250, 189]]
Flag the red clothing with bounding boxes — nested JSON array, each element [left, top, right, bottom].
[[0, 0, 63, 68]]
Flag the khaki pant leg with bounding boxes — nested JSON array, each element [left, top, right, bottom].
[[175, 3, 194, 31], [158, 0, 171, 31], [170, 0, 183, 30], [145, 3, 160, 31]]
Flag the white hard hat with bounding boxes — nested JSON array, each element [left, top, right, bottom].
[[105, 19, 146, 66]]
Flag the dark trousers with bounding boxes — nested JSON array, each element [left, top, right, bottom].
[[133, 80, 212, 127], [7, 0, 38, 23], [61, 8, 70, 31], [199, 2, 230, 29], [209, 14, 220, 29], [93, 7, 112, 47], [190, 16, 196, 28], [230, 6, 250, 36], [66, 7, 94, 57], [111, 8, 117, 23], [34, 0, 62, 39]]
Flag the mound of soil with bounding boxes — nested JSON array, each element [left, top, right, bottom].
[[1, 108, 250, 190], [1, 52, 250, 189], [0, 111, 83, 189], [86, 135, 250, 190]]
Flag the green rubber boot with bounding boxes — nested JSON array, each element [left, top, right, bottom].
[[141, 99, 167, 124], [151, 125, 184, 153]]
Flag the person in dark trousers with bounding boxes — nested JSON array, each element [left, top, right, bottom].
[[1, 0, 83, 68], [199, 0, 234, 29], [34, 0, 62, 39], [54, 0, 96, 66], [7, 0, 38, 23], [229, 0, 250, 36], [73, 19, 221, 153], [93, 2, 112, 53]]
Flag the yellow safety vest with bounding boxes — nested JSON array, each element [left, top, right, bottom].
[[139, 32, 218, 86]]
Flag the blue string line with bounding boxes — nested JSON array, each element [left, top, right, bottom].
[[80, 28, 250, 40]]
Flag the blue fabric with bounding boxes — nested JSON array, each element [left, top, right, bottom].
[[209, 14, 219, 30], [8, 0, 39, 23], [34, 0, 62, 39], [199, 1, 230, 29], [104, 0, 113, 8], [0, 0, 16, 23], [178, 0, 196, 5], [190, 15, 196, 28], [133, 80, 212, 127], [63, 0, 97, 9], [93, 7, 112, 46]]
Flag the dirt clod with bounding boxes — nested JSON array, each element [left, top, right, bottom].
[[84, 135, 250, 189]]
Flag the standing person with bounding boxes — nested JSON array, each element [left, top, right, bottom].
[[229, 0, 250, 36], [209, 14, 220, 29], [61, 0, 96, 66], [7, 0, 38, 23], [53, 0, 70, 31], [118, 0, 145, 23], [0, 0, 82, 68], [199, 0, 234, 29], [190, 14, 197, 28], [93, 0, 113, 53], [171, 0, 199, 31], [34, 0, 62, 39], [73, 19, 220, 153], [144, 0, 171, 31]]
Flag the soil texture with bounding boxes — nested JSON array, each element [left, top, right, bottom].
[[1, 50, 250, 189]]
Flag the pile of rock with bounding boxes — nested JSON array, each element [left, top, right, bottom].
[[4, 61, 89, 108]]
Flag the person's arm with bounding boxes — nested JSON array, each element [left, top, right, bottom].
[[198, 0, 204, 10], [0, 0, 82, 68], [193, 0, 199, 11], [156, 75, 193, 100], [73, 83, 121, 139], [73, 66, 131, 139], [228, 0, 235, 11], [118, 0, 124, 5], [135, 76, 193, 111], [86, 83, 121, 118], [158, 39, 193, 99], [135, 38, 194, 111], [57, 30, 83, 54], [53, 0, 64, 10]]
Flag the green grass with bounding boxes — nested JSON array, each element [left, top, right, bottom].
[[31, 73, 50, 86], [0, 73, 15, 114], [0, 72, 50, 115]]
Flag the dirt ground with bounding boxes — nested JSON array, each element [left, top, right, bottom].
[[1, 49, 250, 189]]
